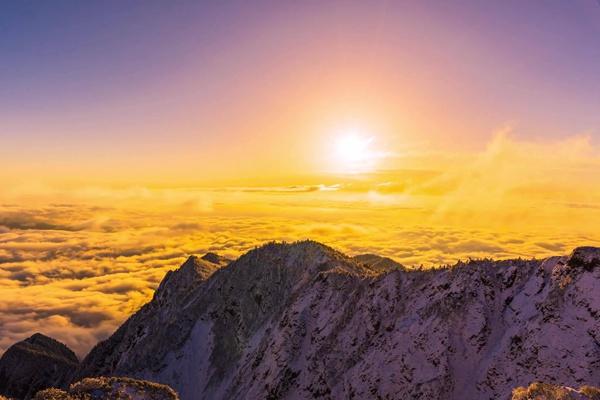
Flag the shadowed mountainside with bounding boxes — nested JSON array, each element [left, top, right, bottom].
[[0, 333, 78, 400]]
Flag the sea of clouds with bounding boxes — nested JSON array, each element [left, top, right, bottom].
[[1, 132, 599, 357]]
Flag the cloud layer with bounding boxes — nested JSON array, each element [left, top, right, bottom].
[[1, 133, 599, 357]]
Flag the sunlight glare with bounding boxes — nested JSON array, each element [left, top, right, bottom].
[[334, 131, 377, 173]]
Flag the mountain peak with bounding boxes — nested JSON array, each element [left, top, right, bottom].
[[0, 333, 78, 399], [200, 252, 230, 265], [236, 240, 349, 270], [353, 253, 404, 273], [221, 240, 380, 289], [28, 332, 53, 345], [153, 255, 220, 303], [15, 333, 78, 365], [567, 246, 600, 270]]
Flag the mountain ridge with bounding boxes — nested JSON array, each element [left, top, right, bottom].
[[74, 241, 600, 400]]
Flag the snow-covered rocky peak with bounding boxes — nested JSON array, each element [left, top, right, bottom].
[[153, 255, 220, 304], [76, 242, 600, 400], [568, 246, 600, 271]]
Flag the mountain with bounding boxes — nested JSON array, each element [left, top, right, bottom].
[[0, 333, 180, 400], [0, 333, 79, 399], [75, 253, 226, 380], [74, 241, 600, 400]]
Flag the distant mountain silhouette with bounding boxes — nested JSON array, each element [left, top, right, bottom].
[[0, 333, 78, 399]]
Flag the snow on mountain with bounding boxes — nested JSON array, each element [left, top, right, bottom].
[[73, 241, 600, 400]]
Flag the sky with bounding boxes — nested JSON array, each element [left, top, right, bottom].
[[1, 1, 600, 356], [2, 0, 600, 183]]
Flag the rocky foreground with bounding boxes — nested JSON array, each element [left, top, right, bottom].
[[33, 377, 178, 400], [511, 382, 600, 400], [1, 241, 599, 399]]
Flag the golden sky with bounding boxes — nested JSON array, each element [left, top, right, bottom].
[[1, 1, 600, 356]]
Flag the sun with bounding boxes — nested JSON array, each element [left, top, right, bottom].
[[333, 131, 378, 173]]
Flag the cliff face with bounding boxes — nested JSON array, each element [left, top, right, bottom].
[[76, 241, 600, 400], [0, 333, 79, 400], [75, 254, 227, 380]]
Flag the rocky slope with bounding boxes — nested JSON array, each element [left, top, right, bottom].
[[0, 333, 79, 400], [75, 253, 227, 380], [74, 241, 600, 400]]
